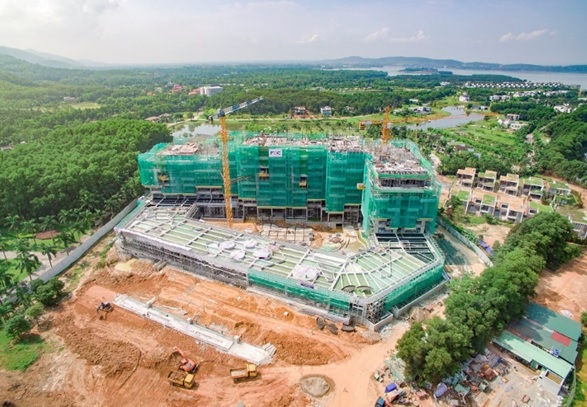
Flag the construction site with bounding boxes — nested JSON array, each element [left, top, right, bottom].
[[117, 132, 445, 329]]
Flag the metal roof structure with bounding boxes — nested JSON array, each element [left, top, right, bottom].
[[509, 319, 578, 364], [525, 302, 582, 342], [493, 331, 573, 380], [118, 203, 443, 299]]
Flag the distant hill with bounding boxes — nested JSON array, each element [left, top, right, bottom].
[[319, 56, 587, 73], [0, 45, 85, 68]]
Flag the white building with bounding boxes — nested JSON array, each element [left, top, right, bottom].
[[200, 86, 223, 97]]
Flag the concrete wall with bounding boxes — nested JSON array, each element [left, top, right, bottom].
[[39, 198, 139, 282]]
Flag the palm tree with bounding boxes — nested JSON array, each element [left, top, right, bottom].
[[15, 239, 41, 282], [0, 234, 11, 261], [56, 231, 76, 255], [38, 215, 58, 243], [6, 215, 21, 232], [40, 244, 57, 268], [0, 260, 13, 290]]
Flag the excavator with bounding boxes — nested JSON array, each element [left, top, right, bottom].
[[173, 347, 198, 373], [168, 347, 199, 389], [96, 301, 113, 320]]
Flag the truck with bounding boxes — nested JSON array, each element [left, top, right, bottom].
[[167, 370, 196, 389], [230, 364, 258, 383]]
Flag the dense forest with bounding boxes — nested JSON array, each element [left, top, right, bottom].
[[538, 105, 587, 186], [0, 119, 170, 222]]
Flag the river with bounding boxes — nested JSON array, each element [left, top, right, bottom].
[[407, 106, 484, 130], [381, 66, 587, 89]]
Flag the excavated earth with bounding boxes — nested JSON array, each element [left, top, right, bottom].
[[0, 239, 405, 407]]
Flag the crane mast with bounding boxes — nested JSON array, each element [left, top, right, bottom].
[[381, 106, 391, 143], [220, 115, 233, 228], [216, 97, 263, 228]]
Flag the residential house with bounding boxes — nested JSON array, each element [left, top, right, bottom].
[[466, 190, 497, 216], [506, 113, 520, 121], [320, 106, 333, 117], [521, 177, 545, 199], [509, 122, 527, 131], [292, 106, 307, 117], [477, 170, 497, 192], [554, 104, 572, 113], [458, 92, 470, 102], [498, 173, 520, 196], [456, 167, 476, 188], [548, 180, 571, 197], [496, 195, 525, 223]]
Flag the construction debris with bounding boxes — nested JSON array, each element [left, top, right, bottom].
[[113, 294, 274, 365]]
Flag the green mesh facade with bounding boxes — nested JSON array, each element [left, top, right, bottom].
[[361, 140, 440, 235], [384, 265, 444, 310], [138, 134, 440, 232], [248, 269, 351, 311], [324, 151, 368, 212]]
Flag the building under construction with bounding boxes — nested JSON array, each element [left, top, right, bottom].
[[116, 132, 445, 329]]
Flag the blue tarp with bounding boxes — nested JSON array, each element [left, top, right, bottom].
[[385, 383, 397, 393], [479, 240, 495, 256], [434, 382, 448, 398]]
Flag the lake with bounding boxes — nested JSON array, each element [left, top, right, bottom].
[[381, 66, 587, 89], [407, 107, 484, 131]]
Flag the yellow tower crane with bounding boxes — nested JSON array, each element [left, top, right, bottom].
[[381, 106, 392, 143], [214, 97, 263, 228]]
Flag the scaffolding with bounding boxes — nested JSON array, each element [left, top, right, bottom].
[[137, 133, 440, 231], [361, 140, 441, 235]]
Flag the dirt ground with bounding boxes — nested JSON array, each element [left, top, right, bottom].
[[467, 223, 512, 248], [534, 250, 587, 322], [0, 239, 414, 407]]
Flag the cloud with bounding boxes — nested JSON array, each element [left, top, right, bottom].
[[82, 0, 120, 14], [296, 33, 319, 44], [364, 27, 390, 42], [364, 28, 427, 43], [499, 29, 551, 42]]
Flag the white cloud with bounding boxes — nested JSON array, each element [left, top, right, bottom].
[[389, 29, 427, 43], [364, 27, 390, 42], [364, 28, 427, 43], [296, 33, 319, 44], [499, 29, 551, 42]]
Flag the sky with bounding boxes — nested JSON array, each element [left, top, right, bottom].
[[0, 0, 586, 65]]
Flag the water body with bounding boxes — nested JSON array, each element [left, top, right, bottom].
[[381, 66, 587, 89], [171, 123, 220, 139], [406, 107, 484, 131]]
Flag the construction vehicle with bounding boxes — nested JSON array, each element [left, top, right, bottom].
[[173, 347, 199, 373], [214, 97, 263, 228], [167, 370, 196, 389], [96, 301, 113, 319], [230, 364, 258, 383]]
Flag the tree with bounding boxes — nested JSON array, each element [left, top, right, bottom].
[[25, 303, 44, 325], [397, 322, 427, 381], [581, 312, 587, 327], [499, 212, 579, 269], [0, 260, 13, 291], [14, 239, 41, 281], [0, 234, 11, 260], [0, 302, 13, 324], [4, 314, 31, 341], [39, 244, 57, 268], [34, 278, 64, 307]]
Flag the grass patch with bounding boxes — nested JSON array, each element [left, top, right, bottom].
[[572, 338, 587, 406], [462, 215, 487, 226], [0, 330, 45, 371], [1, 259, 29, 283], [64, 260, 90, 292], [71, 102, 100, 109]]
